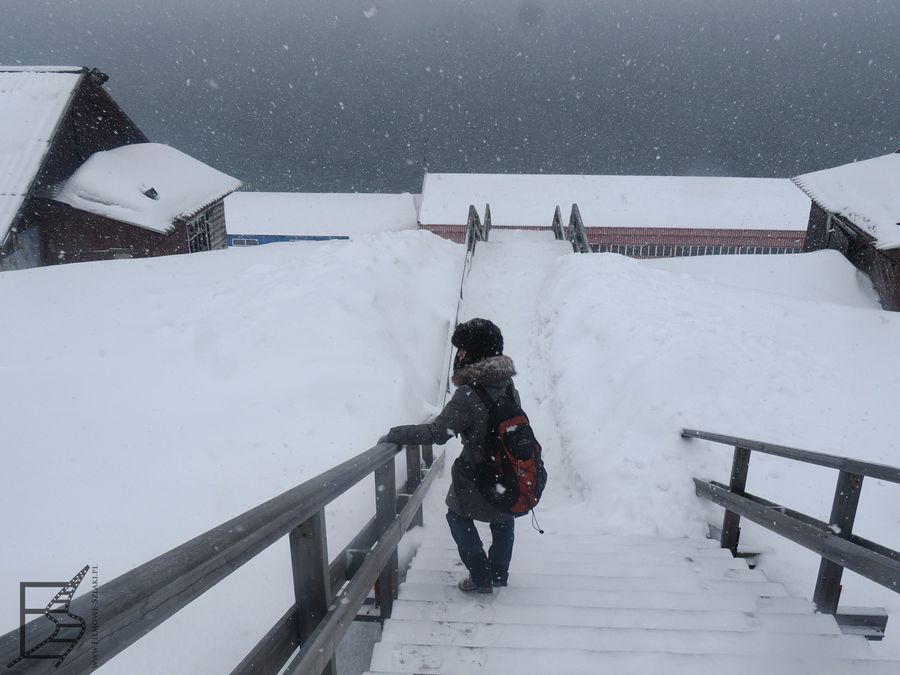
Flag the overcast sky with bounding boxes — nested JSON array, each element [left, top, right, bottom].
[[4, 0, 899, 192]]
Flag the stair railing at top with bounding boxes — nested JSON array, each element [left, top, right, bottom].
[[465, 203, 491, 253], [551, 206, 566, 241], [553, 204, 592, 253], [0, 441, 444, 675], [682, 428, 900, 639]]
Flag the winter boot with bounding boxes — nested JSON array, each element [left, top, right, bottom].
[[458, 576, 493, 594]]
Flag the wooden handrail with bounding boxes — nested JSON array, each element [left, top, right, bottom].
[[684, 427, 899, 637], [566, 204, 592, 253], [0, 442, 442, 674], [682, 428, 900, 483]]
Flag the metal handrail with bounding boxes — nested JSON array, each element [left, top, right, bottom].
[[0, 442, 443, 674], [566, 204, 592, 253], [465, 204, 490, 252], [684, 428, 900, 637], [551, 206, 565, 241]]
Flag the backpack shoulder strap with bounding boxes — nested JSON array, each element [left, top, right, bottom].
[[470, 384, 496, 412]]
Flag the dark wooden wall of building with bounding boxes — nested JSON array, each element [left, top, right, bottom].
[[207, 201, 228, 250], [802, 203, 829, 252], [36, 200, 187, 265], [36, 71, 148, 190], [12, 70, 150, 260], [803, 202, 900, 311], [36, 199, 229, 265]]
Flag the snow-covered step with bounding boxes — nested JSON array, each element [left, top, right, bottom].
[[378, 618, 875, 659], [414, 541, 740, 561], [389, 599, 843, 635], [412, 540, 747, 565], [416, 533, 722, 551], [410, 553, 756, 579], [369, 533, 890, 674], [404, 568, 788, 596], [368, 644, 897, 675], [397, 582, 811, 613]]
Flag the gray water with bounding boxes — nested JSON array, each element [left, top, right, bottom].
[[5, 0, 899, 193]]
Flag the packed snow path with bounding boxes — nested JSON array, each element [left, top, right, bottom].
[[367, 235, 892, 674]]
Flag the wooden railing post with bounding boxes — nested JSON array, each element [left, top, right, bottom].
[[374, 458, 399, 621], [813, 470, 864, 614], [721, 446, 751, 555], [422, 444, 434, 469], [289, 510, 336, 675], [404, 445, 424, 529]]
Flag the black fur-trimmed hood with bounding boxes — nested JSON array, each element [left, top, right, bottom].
[[451, 355, 516, 387]]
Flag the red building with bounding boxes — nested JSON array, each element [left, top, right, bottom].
[[417, 172, 810, 256], [47, 143, 241, 264]]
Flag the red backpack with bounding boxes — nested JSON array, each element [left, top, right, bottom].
[[472, 384, 547, 516]]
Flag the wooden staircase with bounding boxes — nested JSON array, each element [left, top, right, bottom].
[[366, 530, 895, 674]]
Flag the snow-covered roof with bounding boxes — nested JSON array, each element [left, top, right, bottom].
[[0, 67, 84, 244], [54, 143, 243, 234], [418, 173, 811, 231], [793, 152, 900, 250], [225, 192, 418, 236]]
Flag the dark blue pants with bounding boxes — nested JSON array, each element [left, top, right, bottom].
[[446, 510, 515, 586]]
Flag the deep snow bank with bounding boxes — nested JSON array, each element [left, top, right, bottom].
[[538, 250, 899, 656], [0, 231, 462, 672]]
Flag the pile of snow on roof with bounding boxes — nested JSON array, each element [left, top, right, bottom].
[[55, 143, 242, 234]]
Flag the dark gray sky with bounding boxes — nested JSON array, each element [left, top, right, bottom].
[[4, 0, 899, 192]]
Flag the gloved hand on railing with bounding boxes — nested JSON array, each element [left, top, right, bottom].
[[379, 426, 412, 445]]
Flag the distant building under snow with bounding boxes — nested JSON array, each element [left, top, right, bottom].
[[224, 192, 418, 245], [0, 66, 241, 270], [417, 172, 811, 257], [794, 150, 900, 311]]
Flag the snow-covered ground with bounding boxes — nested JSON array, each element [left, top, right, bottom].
[[0, 232, 461, 672], [2, 233, 899, 671], [532, 248, 900, 661]]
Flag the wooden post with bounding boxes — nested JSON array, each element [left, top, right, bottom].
[[422, 444, 434, 469], [813, 471, 864, 614], [406, 445, 424, 529], [374, 458, 399, 621], [289, 510, 336, 675], [721, 446, 751, 555]]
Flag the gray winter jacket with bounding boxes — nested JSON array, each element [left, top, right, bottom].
[[382, 355, 519, 523]]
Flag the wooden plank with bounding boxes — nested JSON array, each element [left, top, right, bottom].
[[682, 429, 900, 483]]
